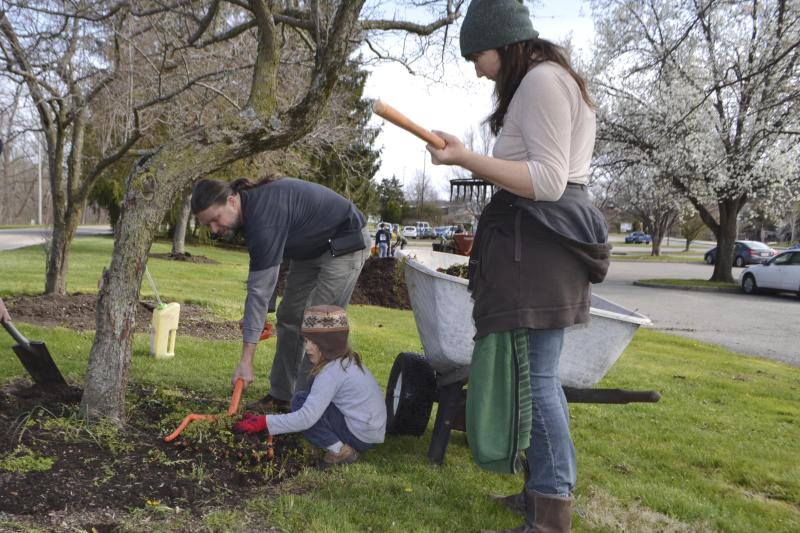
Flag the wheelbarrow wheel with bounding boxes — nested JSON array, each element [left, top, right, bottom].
[[385, 352, 436, 436]]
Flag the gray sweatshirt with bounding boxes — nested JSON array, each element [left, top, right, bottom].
[[265, 358, 387, 444]]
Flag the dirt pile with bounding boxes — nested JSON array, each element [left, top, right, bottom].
[[275, 256, 410, 310]]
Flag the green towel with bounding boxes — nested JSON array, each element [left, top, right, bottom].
[[466, 329, 532, 474]]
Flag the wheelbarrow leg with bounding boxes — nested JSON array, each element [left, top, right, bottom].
[[427, 380, 465, 465]]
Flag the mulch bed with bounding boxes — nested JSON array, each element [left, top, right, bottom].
[[0, 379, 307, 531]]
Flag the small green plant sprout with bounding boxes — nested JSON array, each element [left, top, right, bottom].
[[0, 446, 56, 473]]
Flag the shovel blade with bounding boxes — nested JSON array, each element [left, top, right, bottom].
[[11, 341, 67, 386]]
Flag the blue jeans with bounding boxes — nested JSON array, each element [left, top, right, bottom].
[[291, 391, 372, 452], [377, 242, 389, 258], [524, 328, 576, 497]]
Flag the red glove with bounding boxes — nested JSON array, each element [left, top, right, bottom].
[[234, 412, 269, 434]]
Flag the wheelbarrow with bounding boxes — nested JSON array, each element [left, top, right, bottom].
[[388, 249, 661, 464]]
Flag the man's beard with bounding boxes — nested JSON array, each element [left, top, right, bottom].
[[214, 224, 241, 242]]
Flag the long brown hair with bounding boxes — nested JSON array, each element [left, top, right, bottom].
[[481, 38, 595, 136], [190, 172, 280, 214], [309, 349, 364, 377]]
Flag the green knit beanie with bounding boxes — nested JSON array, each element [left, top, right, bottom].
[[459, 0, 539, 57]]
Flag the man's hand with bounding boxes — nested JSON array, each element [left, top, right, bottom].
[[233, 412, 268, 434], [232, 342, 258, 388]]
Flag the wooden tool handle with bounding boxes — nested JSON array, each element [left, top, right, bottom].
[[372, 100, 446, 149]]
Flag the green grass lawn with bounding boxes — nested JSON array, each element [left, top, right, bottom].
[[1, 238, 798, 532], [637, 278, 740, 291], [611, 253, 706, 263]]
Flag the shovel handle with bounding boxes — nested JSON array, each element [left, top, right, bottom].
[[2, 320, 29, 347]]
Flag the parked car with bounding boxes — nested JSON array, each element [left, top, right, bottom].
[[739, 250, 800, 295], [402, 226, 418, 238], [788, 243, 800, 250], [433, 226, 450, 238], [704, 240, 777, 267], [624, 231, 652, 244]]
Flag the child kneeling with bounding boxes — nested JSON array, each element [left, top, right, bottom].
[[235, 305, 386, 465]]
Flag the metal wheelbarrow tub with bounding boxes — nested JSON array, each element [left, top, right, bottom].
[[388, 249, 659, 464]]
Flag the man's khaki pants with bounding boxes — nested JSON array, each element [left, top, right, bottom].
[[268, 227, 370, 400]]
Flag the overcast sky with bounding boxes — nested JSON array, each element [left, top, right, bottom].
[[362, 0, 595, 198]]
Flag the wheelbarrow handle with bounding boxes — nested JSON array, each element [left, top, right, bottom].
[[2, 320, 30, 348], [562, 387, 661, 404]]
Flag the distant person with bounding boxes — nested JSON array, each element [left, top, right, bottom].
[[234, 305, 386, 466], [192, 175, 370, 413], [424, 0, 610, 530], [393, 230, 407, 255], [0, 297, 10, 323], [375, 223, 392, 258]]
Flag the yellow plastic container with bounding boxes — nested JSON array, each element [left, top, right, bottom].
[[149, 302, 180, 358]]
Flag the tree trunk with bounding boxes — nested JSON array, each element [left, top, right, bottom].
[[710, 199, 741, 282], [45, 209, 81, 294], [172, 189, 192, 255]]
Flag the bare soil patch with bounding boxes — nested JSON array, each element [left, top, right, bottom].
[[4, 293, 241, 341]]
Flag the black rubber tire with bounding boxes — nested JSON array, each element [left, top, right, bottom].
[[734, 256, 745, 268], [742, 273, 758, 294], [705, 253, 714, 265], [385, 352, 437, 436]]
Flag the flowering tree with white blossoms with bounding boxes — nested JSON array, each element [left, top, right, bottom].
[[591, 0, 800, 281]]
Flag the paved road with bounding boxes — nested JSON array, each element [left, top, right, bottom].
[[0, 226, 112, 251], [598, 262, 799, 366]]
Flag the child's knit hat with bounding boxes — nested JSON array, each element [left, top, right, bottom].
[[301, 305, 350, 360]]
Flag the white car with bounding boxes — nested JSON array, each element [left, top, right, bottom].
[[402, 226, 417, 238], [739, 250, 800, 296]]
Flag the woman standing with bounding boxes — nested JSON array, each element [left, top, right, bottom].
[[427, 1, 610, 531]]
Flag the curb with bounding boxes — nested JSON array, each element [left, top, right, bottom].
[[633, 281, 741, 294]]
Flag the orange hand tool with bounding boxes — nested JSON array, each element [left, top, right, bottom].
[[164, 378, 245, 442]]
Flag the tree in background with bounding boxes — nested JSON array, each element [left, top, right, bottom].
[[592, 0, 800, 282], [408, 169, 441, 221], [290, 58, 381, 214], [679, 211, 708, 253], [377, 175, 406, 222]]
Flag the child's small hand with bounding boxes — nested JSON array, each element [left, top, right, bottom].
[[233, 412, 269, 434]]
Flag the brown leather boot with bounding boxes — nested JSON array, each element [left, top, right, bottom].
[[530, 491, 571, 533], [482, 490, 571, 533]]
